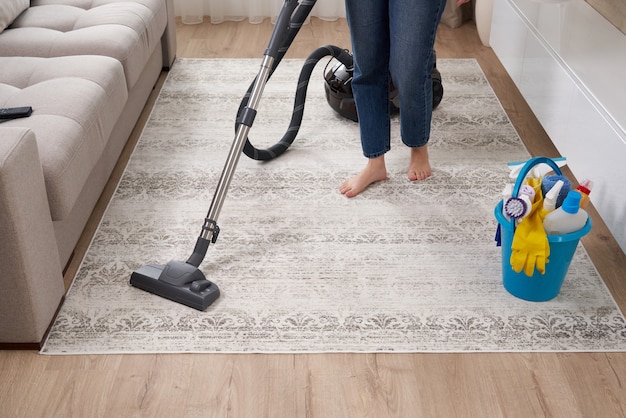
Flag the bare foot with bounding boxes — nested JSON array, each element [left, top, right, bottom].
[[339, 155, 387, 198], [408, 145, 431, 181]]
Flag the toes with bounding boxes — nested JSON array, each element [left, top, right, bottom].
[[340, 183, 356, 197], [408, 169, 431, 181], [339, 179, 360, 197]]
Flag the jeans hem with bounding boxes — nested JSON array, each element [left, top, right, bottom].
[[402, 139, 430, 149], [363, 147, 390, 159]]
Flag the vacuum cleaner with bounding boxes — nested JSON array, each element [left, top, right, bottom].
[[130, 0, 444, 310], [324, 53, 443, 123]]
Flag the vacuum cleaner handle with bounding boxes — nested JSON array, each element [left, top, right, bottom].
[[272, 0, 318, 60], [265, 0, 300, 59]]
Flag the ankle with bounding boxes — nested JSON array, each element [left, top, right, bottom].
[[367, 155, 386, 171]]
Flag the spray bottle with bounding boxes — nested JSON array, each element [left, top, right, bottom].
[[575, 179, 593, 209], [543, 190, 588, 235], [542, 180, 564, 212]]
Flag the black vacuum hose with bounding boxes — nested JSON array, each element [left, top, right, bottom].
[[237, 45, 353, 161]]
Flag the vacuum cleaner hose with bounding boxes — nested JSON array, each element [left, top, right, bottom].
[[237, 45, 353, 161]]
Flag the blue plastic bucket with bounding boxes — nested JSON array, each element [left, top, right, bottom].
[[494, 157, 592, 301]]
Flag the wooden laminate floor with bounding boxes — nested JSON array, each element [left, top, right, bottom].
[[1, 17, 625, 418]]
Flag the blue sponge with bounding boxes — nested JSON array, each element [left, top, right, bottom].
[[542, 175, 571, 208]]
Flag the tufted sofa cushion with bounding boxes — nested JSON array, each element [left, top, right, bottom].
[[0, 55, 128, 220], [0, 0, 167, 90]]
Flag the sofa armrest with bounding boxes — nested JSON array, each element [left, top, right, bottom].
[[0, 127, 65, 344], [162, 0, 177, 68]]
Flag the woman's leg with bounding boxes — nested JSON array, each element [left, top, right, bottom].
[[389, 0, 445, 181], [345, 0, 390, 158], [341, 0, 390, 197]]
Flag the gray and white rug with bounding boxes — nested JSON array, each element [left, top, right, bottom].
[[41, 58, 626, 354]]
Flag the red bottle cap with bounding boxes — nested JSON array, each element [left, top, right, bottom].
[[576, 179, 593, 195]]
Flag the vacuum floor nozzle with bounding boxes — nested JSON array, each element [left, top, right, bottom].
[[130, 261, 220, 310]]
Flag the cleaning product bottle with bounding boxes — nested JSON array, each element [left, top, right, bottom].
[[575, 179, 593, 209], [543, 190, 588, 235], [542, 180, 564, 212]]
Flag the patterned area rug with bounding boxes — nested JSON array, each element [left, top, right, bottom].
[[42, 58, 626, 354]]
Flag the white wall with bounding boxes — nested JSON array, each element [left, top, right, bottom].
[[491, 0, 626, 253]]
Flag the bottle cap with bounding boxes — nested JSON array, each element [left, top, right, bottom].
[[561, 190, 582, 214], [576, 179, 593, 195], [519, 184, 536, 202]]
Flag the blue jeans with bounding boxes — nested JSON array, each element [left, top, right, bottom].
[[345, 0, 445, 158]]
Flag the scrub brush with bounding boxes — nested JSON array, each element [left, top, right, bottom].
[[505, 184, 535, 219], [504, 196, 530, 219]]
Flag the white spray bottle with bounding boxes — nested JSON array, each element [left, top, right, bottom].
[[542, 180, 564, 213], [543, 190, 588, 235]]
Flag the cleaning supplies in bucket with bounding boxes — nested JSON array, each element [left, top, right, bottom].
[[494, 157, 592, 301]]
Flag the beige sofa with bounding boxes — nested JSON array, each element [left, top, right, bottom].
[[0, 0, 176, 346]]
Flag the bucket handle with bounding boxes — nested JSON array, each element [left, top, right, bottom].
[[509, 156, 563, 232]]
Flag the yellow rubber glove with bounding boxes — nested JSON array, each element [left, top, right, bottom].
[[510, 178, 550, 276]]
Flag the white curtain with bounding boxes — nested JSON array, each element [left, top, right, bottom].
[[176, 0, 346, 25]]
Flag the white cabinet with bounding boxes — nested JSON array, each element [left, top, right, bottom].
[[491, 0, 626, 252]]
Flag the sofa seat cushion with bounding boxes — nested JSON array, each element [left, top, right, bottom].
[[0, 0, 167, 91], [0, 55, 128, 220]]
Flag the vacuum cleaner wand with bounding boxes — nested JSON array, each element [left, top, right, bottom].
[[130, 0, 305, 310]]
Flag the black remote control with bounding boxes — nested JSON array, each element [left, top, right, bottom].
[[0, 106, 33, 120]]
